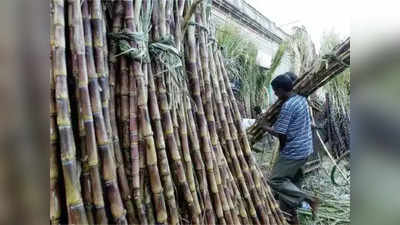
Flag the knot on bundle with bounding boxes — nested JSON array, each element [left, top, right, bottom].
[[109, 32, 182, 72], [109, 30, 150, 62]]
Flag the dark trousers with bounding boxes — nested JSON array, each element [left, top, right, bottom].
[[268, 155, 314, 212]]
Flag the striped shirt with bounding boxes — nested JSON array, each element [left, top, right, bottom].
[[273, 95, 313, 160]]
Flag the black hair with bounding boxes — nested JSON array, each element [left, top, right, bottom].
[[271, 73, 293, 92], [285, 72, 298, 83]]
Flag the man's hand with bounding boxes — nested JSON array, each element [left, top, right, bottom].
[[311, 123, 316, 129], [262, 125, 287, 151], [262, 125, 274, 133], [311, 123, 321, 130], [262, 125, 280, 138]]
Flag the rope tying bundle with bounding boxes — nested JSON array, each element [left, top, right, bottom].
[[109, 31, 181, 67], [108, 30, 150, 62]]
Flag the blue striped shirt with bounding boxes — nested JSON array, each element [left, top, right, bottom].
[[273, 95, 313, 160]]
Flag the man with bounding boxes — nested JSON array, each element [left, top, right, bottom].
[[262, 72, 320, 224]]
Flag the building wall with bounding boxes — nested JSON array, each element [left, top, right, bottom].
[[211, 0, 294, 104], [211, 0, 292, 73]]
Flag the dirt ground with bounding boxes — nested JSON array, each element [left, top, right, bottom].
[[299, 159, 350, 225]]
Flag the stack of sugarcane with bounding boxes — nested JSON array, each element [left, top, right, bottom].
[[247, 38, 350, 144], [50, 0, 289, 224], [324, 93, 350, 159]]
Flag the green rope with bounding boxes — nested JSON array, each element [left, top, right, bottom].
[[114, 40, 149, 62], [109, 30, 185, 100], [109, 31, 182, 68], [149, 36, 180, 58], [108, 30, 150, 62]]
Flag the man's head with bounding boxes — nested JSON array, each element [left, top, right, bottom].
[[271, 73, 294, 100], [285, 72, 298, 83]]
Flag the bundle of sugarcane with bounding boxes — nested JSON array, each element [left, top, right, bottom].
[[50, 0, 289, 224], [247, 38, 350, 144], [325, 92, 350, 159]]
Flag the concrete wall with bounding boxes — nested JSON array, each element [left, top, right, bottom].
[[211, 0, 292, 73]]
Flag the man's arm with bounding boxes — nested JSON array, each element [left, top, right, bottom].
[[262, 125, 287, 151], [265, 101, 293, 151], [262, 125, 279, 137]]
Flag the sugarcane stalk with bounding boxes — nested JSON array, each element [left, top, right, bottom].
[[218, 50, 262, 184], [176, 93, 203, 219], [184, 1, 227, 224], [143, 168, 157, 225], [210, 51, 253, 224], [211, 46, 262, 225], [107, 1, 138, 223], [195, 6, 237, 224], [138, 103, 148, 222], [226, 172, 251, 225], [68, 0, 127, 223], [208, 43, 248, 225], [265, 179, 289, 225], [196, 40, 206, 103], [183, 83, 216, 225], [115, 62, 122, 144], [217, 50, 273, 220], [142, 91, 151, 225], [122, 0, 168, 223], [218, 48, 269, 222], [205, 43, 252, 223], [181, 0, 204, 34], [73, 3, 108, 223], [261, 185, 277, 224], [226, 165, 251, 224], [53, 1, 89, 223], [79, 156, 95, 225], [222, 162, 245, 225], [77, 6, 96, 222], [173, 0, 185, 52], [113, 2, 138, 221], [166, 0, 173, 35], [214, 144, 240, 225], [225, 104, 270, 222], [132, 0, 145, 218], [129, 34, 143, 225], [212, 93, 223, 138], [90, 0, 113, 148], [50, 6, 65, 224], [220, 166, 241, 225], [120, 53, 134, 184], [169, 95, 181, 173], [50, 65, 63, 225], [265, 186, 285, 225], [148, 61, 180, 225], [152, 1, 200, 224]]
